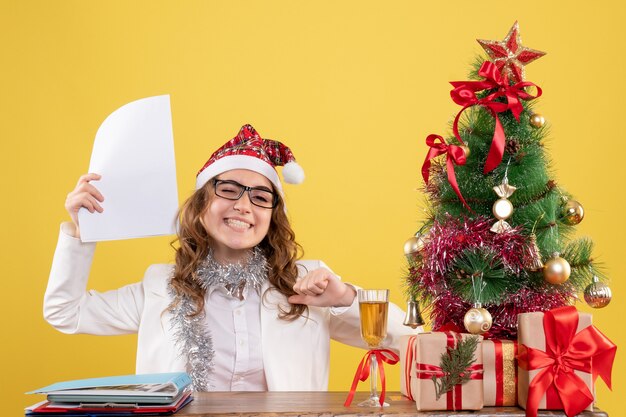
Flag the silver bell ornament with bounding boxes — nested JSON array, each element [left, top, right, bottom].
[[403, 298, 425, 329]]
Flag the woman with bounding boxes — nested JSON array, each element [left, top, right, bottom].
[[44, 124, 414, 391]]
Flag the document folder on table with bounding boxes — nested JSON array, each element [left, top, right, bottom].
[[25, 391, 193, 416], [27, 372, 192, 405]]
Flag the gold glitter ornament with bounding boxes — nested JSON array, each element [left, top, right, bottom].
[[529, 113, 545, 128], [543, 253, 571, 284], [584, 276, 612, 308], [403, 234, 425, 256], [561, 200, 584, 225], [527, 233, 544, 271], [463, 304, 493, 335], [460, 145, 471, 159]]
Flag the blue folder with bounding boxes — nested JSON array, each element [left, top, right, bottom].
[[27, 372, 192, 405]]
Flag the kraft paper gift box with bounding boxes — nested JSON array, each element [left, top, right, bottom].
[[517, 306, 616, 417], [482, 339, 518, 406], [399, 334, 416, 399], [400, 332, 483, 411]]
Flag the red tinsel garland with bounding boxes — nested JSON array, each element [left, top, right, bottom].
[[408, 215, 575, 339], [430, 289, 572, 339], [416, 216, 530, 290]]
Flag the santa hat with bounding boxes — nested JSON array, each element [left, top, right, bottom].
[[195, 124, 305, 194]]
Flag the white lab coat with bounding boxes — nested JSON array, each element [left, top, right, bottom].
[[44, 224, 416, 390]]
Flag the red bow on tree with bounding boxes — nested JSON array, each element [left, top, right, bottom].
[[517, 306, 616, 417], [450, 61, 542, 174], [421, 134, 470, 210]]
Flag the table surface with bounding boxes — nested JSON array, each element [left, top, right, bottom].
[[176, 392, 607, 417]]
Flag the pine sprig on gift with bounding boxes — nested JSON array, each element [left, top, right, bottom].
[[432, 336, 480, 400]]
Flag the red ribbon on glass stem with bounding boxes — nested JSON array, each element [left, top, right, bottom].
[[450, 61, 542, 174], [517, 306, 616, 417], [344, 349, 399, 407], [421, 134, 470, 211]]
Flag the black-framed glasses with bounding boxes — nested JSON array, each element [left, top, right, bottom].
[[212, 179, 278, 209]]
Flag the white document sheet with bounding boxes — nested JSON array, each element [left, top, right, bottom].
[[78, 95, 179, 242]]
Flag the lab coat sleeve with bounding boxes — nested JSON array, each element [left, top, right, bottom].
[[43, 223, 145, 335]]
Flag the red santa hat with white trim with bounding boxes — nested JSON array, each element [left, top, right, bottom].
[[195, 124, 304, 195]]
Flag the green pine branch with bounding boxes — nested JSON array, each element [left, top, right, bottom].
[[448, 248, 516, 305], [432, 336, 480, 400]]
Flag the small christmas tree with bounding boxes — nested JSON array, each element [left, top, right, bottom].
[[404, 22, 612, 339]]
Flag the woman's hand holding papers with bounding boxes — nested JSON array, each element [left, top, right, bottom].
[[64, 173, 104, 238]]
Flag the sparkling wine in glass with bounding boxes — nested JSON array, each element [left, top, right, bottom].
[[357, 289, 389, 407]]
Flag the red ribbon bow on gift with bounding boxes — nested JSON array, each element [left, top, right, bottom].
[[344, 349, 399, 407], [450, 60, 542, 174], [421, 134, 470, 210], [517, 306, 616, 417]]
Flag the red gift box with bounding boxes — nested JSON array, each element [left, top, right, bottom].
[[399, 332, 483, 411], [482, 339, 518, 406], [517, 306, 616, 417]]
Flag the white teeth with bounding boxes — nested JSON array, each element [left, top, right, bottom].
[[226, 219, 251, 229]]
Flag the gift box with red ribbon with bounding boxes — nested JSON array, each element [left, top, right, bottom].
[[399, 331, 484, 411], [399, 334, 415, 399], [517, 306, 616, 417], [482, 339, 518, 406]]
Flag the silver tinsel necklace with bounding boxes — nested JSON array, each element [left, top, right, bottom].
[[168, 247, 268, 391]]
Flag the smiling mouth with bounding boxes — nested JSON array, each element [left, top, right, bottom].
[[225, 219, 252, 230]]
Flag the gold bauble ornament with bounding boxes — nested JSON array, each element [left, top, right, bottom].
[[529, 113, 545, 128], [543, 253, 571, 285], [584, 276, 612, 308], [460, 145, 470, 159], [463, 306, 493, 335], [403, 234, 425, 255], [561, 200, 584, 225]]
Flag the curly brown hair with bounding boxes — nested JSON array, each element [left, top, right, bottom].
[[168, 180, 306, 320]]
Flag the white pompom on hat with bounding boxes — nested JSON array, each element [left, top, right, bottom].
[[195, 124, 304, 195]]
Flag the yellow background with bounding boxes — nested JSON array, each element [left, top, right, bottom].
[[1, 1, 624, 415]]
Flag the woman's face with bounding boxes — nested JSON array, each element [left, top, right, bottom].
[[202, 169, 274, 263]]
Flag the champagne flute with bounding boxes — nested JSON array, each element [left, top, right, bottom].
[[357, 289, 389, 407]]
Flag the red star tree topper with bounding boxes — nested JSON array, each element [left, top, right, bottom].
[[477, 21, 546, 82]]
